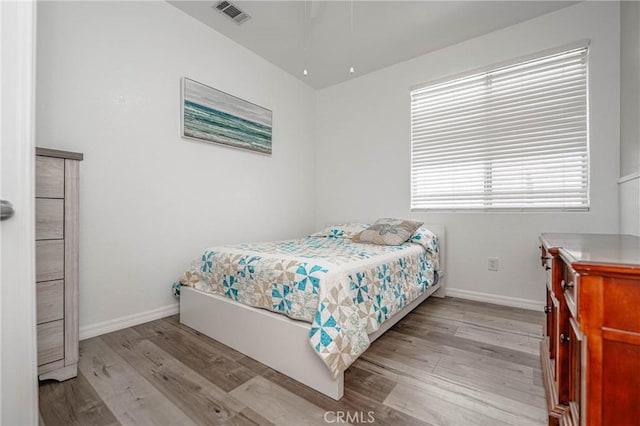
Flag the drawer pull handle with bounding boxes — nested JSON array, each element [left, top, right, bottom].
[[540, 256, 550, 261], [560, 333, 570, 343], [544, 306, 552, 314], [562, 280, 574, 291], [545, 266, 551, 271]]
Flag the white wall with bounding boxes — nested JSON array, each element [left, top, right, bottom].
[[619, 1, 640, 235], [315, 1, 620, 308], [620, 1, 640, 178], [36, 1, 317, 333]]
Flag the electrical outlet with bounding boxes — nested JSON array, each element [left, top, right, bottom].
[[488, 257, 499, 271]]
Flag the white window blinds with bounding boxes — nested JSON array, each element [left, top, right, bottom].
[[410, 46, 589, 211]]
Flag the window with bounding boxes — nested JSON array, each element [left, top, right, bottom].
[[410, 46, 589, 211]]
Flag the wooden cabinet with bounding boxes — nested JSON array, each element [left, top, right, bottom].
[[539, 233, 640, 426], [36, 147, 83, 381]]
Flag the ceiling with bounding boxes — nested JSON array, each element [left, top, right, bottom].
[[170, 1, 576, 89]]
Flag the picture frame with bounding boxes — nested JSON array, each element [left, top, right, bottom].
[[181, 77, 273, 154]]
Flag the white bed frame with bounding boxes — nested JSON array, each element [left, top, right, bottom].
[[180, 224, 445, 400]]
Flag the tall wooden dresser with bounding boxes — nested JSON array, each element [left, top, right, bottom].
[[35, 147, 83, 381], [539, 233, 640, 426]]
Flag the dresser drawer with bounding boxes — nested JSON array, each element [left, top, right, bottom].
[[36, 280, 63, 324], [36, 198, 64, 240], [37, 320, 64, 366], [36, 156, 64, 198], [36, 240, 64, 282]]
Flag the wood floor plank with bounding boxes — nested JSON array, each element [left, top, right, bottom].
[[433, 345, 544, 391], [100, 328, 245, 425], [462, 311, 544, 337], [343, 365, 396, 404], [236, 355, 272, 376], [533, 371, 544, 387], [39, 297, 547, 426], [137, 316, 249, 364], [39, 371, 119, 426], [432, 361, 546, 408], [396, 325, 542, 369], [414, 299, 466, 320], [133, 319, 256, 392], [161, 315, 246, 361], [359, 358, 546, 425], [338, 393, 431, 426], [454, 323, 541, 355], [213, 407, 276, 426], [360, 351, 438, 381], [229, 376, 330, 425], [252, 364, 430, 426], [232, 408, 275, 426], [380, 330, 540, 384], [397, 314, 461, 335], [385, 382, 512, 426], [425, 297, 544, 324], [78, 336, 196, 426], [365, 344, 441, 373], [407, 307, 543, 338]]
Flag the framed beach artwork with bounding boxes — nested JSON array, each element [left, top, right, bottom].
[[181, 77, 273, 154]]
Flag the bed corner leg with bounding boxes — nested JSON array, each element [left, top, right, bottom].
[[330, 373, 345, 401], [433, 284, 446, 298]]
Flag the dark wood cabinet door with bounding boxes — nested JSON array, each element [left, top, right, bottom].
[[568, 317, 584, 425]]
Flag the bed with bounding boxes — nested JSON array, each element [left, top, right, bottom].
[[173, 222, 445, 400]]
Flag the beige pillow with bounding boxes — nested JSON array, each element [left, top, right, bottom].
[[310, 223, 370, 239], [352, 218, 424, 246]]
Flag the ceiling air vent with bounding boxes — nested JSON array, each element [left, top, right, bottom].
[[214, 1, 251, 25]]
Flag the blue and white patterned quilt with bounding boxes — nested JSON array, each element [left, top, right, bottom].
[[173, 226, 439, 379]]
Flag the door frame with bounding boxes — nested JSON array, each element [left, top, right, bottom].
[[0, 0, 38, 424]]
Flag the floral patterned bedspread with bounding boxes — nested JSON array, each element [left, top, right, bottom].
[[173, 227, 439, 379]]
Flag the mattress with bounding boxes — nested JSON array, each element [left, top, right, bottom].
[[173, 226, 439, 378]]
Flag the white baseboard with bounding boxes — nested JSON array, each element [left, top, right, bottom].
[[79, 303, 179, 340], [445, 287, 544, 311], [78, 288, 540, 340]]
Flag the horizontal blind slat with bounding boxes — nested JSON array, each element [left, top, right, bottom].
[[411, 74, 586, 117], [410, 46, 588, 210]]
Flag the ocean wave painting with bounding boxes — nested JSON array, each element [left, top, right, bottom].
[[182, 78, 272, 154]]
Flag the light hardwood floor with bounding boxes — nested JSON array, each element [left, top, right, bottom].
[[39, 297, 546, 426]]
